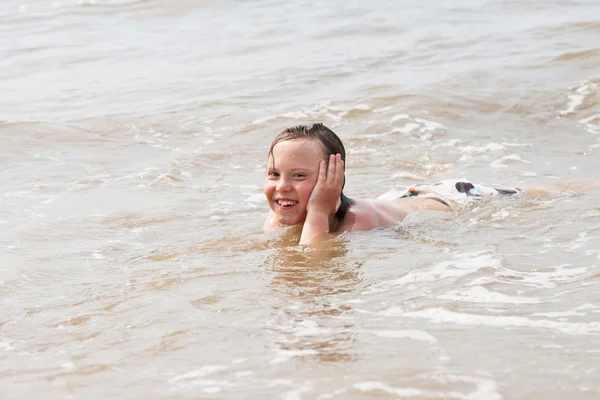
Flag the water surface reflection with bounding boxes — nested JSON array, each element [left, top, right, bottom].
[[265, 230, 364, 363]]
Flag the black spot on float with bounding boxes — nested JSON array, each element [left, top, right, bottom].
[[455, 182, 476, 196]]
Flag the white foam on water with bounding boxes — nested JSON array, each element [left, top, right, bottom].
[[4, 190, 34, 198], [438, 286, 542, 304], [540, 344, 563, 349], [560, 86, 588, 115], [394, 122, 420, 134], [574, 303, 598, 310], [501, 142, 533, 147], [414, 118, 445, 132], [491, 154, 529, 168], [270, 349, 319, 364], [353, 382, 423, 397], [559, 80, 598, 116], [369, 330, 438, 343], [362, 251, 519, 296], [293, 320, 332, 337], [346, 299, 367, 304], [432, 139, 461, 149], [391, 117, 445, 139], [284, 384, 313, 400], [318, 387, 349, 399], [168, 364, 230, 386], [566, 232, 597, 251], [347, 147, 377, 155], [352, 104, 372, 111], [560, 94, 585, 116], [0, 341, 14, 351], [531, 311, 585, 317], [351, 374, 502, 400], [459, 143, 505, 154], [465, 276, 497, 287], [401, 308, 600, 335], [80, 0, 145, 5], [245, 193, 264, 203], [502, 264, 589, 289], [460, 375, 502, 400], [267, 379, 293, 388], [390, 114, 410, 123], [38, 195, 57, 205], [490, 208, 511, 221], [325, 112, 343, 122], [252, 115, 277, 125], [381, 251, 502, 288], [362, 132, 392, 138], [580, 114, 600, 135], [281, 111, 310, 119], [366, 306, 404, 316], [390, 171, 426, 181]]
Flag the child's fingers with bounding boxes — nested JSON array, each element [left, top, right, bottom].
[[327, 154, 336, 183], [336, 155, 344, 188], [318, 160, 326, 184], [329, 154, 341, 187]]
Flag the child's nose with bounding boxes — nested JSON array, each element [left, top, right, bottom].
[[277, 177, 292, 192]]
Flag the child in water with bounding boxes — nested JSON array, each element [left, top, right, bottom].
[[262, 123, 567, 245]]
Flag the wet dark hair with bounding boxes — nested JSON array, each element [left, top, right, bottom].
[[268, 123, 355, 222]]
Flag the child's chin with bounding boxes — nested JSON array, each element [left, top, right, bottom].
[[276, 216, 303, 226]]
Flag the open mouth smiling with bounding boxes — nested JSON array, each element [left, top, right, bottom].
[[276, 199, 298, 208]]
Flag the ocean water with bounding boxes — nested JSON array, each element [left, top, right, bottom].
[[1, 0, 600, 398]]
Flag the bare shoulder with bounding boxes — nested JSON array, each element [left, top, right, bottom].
[[337, 197, 451, 233], [337, 199, 406, 232]]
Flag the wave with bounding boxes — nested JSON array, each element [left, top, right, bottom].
[[553, 48, 600, 62]]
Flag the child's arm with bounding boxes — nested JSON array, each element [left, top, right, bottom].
[[299, 154, 344, 245]]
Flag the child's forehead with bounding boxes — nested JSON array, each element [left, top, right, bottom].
[[271, 138, 323, 156], [268, 138, 324, 167]]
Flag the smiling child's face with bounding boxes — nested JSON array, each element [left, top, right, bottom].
[[264, 138, 324, 226]]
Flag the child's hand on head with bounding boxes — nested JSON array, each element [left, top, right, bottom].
[[306, 153, 344, 217]]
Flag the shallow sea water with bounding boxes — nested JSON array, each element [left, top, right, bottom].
[[1, 0, 600, 399]]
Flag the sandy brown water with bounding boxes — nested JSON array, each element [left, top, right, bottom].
[[1, 0, 600, 399]]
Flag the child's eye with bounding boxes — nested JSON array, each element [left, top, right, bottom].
[[293, 173, 306, 179], [268, 171, 279, 178]]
